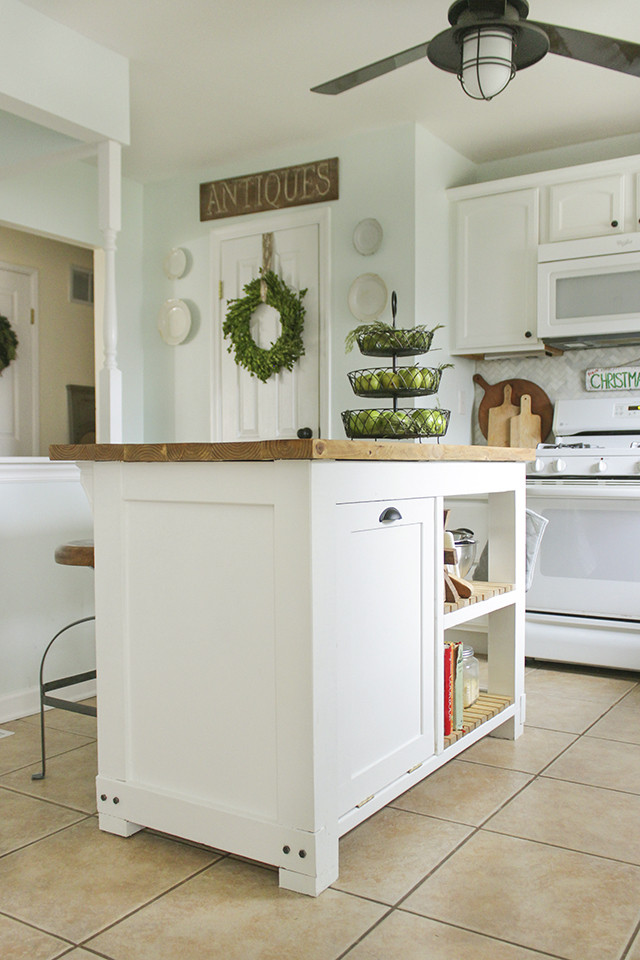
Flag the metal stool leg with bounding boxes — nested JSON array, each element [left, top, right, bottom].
[[32, 615, 96, 781]]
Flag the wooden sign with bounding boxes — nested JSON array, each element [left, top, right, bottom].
[[200, 157, 339, 221], [586, 366, 640, 391]]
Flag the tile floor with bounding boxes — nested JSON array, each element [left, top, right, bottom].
[[1, 660, 640, 960]]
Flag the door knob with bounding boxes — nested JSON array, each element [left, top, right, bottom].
[[297, 427, 313, 439]]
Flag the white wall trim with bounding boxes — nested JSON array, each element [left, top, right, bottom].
[[0, 679, 96, 725], [0, 457, 80, 483]]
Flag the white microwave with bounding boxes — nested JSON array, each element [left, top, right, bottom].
[[537, 233, 640, 350]]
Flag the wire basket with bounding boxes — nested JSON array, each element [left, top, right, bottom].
[[342, 408, 451, 440], [356, 327, 436, 357], [348, 365, 447, 398]]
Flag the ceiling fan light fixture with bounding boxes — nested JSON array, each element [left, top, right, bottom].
[[460, 26, 515, 99]]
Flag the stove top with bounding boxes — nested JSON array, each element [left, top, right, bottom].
[[526, 396, 640, 479]]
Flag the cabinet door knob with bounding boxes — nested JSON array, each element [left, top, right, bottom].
[[611, 220, 619, 227], [297, 427, 313, 439], [379, 506, 402, 523], [524, 330, 533, 338]]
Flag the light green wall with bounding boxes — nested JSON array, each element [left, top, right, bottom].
[[414, 125, 476, 442], [472, 132, 640, 183], [142, 122, 475, 442]]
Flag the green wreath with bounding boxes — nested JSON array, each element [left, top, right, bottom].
[[0, 315, 18, 375], [223, 270, 307, 383]]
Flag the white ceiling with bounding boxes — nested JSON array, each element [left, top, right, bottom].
[[18, 0, 640, 182]]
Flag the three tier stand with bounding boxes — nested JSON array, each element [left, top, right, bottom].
[[342, 292, 451, 440]]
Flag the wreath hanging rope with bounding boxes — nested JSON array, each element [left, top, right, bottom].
[[0, 315, 18, 375], [223, 269, 307, 383]]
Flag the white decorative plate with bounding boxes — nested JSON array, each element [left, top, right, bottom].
[[348, 273, 388, 321], [353, 218, 383, 256], [163, 247, 187, 280], [158, 299, 191, 345]]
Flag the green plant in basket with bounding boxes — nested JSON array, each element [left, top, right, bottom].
[[345, 321, 443, 355]]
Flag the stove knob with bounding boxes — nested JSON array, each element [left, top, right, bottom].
[[533, 458, 546, 473], [596, 458, 608, 474], [553, 458, 567, 473]]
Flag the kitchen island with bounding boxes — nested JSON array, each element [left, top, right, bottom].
[[51, 440, 534, 895]]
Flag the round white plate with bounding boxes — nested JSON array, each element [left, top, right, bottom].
[[163, 247, 187, 280], [158, 299, 191, 345], [348, 273, 388, 321], [353, 218, 383, 256]]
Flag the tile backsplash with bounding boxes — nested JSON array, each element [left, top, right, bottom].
[[473, 345, 640, 443]]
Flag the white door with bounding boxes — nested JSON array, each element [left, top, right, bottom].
[[0, 264, 37, 456], [216, 218, 322, 440]]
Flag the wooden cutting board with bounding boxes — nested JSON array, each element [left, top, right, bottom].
[[510, 394, 542, 448], [474, 374, 553, 442], [487, 384, 519, 447]]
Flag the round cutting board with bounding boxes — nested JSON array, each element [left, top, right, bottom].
[[473, 374, 553, 442]]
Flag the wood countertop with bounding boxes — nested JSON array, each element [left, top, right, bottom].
[[50, 440, 536, 463]]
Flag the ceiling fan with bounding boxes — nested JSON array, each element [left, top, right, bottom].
[[311, 0, 640, 102]]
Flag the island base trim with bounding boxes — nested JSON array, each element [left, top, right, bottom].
[[95, 776, 339, 894]]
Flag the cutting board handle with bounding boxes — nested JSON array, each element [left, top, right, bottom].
[[473, 373, 491, 393], [521, 394, 532, 415]]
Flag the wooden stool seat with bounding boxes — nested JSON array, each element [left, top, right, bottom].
[[55, 540, 94, 568]]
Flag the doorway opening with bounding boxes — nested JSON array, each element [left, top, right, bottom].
[[0, 224, 95, 457]]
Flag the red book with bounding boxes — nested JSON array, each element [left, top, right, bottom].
[[444, 642, 454, 736]]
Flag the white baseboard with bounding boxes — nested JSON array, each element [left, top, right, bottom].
[[0, 679, 97, 724]]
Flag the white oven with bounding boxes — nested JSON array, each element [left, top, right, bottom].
[[526, 481, 640, 669], [526, 396, 640, 669]]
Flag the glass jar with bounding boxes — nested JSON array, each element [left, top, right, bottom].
[[462, 645, 480, 708]]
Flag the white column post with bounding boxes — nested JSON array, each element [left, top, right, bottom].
[[97, 139, 123, 443]]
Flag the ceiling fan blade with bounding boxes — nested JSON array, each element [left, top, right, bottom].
[[311, 41, 430, 94], [530, 21, 640, 78]]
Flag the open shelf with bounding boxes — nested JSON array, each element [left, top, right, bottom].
[[443, 580, 515, 628], [443, 692, 513, 749]]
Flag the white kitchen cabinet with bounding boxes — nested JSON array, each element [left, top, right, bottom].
[[546, 174, 626, 242], [335, 497, 436, 814], [59, 441, 527, 896], [451, 188, 543, 356]]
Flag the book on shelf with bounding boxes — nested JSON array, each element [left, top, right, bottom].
[[444, 640, 464, 735]]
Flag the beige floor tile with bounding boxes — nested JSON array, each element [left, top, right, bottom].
[[0, 742, 98, 814], [626, 929, 640, 960], [346, 910, 564, 960], [523, 667, 637, 704], [392, 758, 532, 826], [57, 953, 108, 959], [403, 830, 640, 960], [544, 736, 640, 794], [524, 691, 611, 735], [587, 691, 640, 745], [0, 786, 87, 855], [485, 776, 640, 863], [333, 806, 471, 903], [0, 914, 70, 960], [0, 719, 94, 776], [0, 818, 220, 942], [88, 857, 387, 960], [20, 701, 97, 739], [458, 725, 576, 774]]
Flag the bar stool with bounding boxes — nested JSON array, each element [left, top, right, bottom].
[[32, 539, 96, 780]]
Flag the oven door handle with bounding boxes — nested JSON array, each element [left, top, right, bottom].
[[527, 482, 640, 500]]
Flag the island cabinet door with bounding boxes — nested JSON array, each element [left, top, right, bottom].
[[333, 496, 437, 817]]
